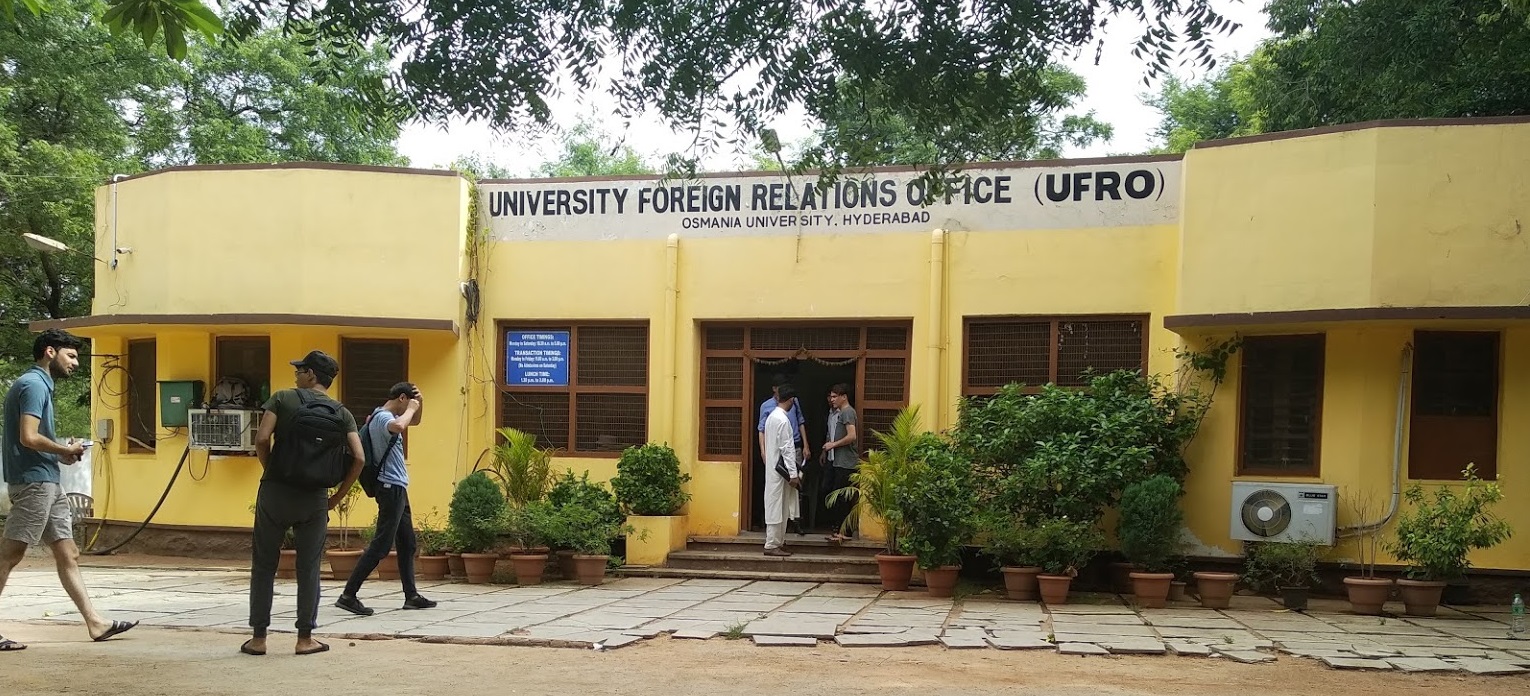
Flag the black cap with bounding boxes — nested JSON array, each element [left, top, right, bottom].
[[290, 350, 339, 378]]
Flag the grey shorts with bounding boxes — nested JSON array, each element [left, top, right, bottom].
[[3, 482, 74, 546]]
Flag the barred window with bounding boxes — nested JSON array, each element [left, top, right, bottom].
[[126, 339, 157, 451], [216, 336, 270, 401], [498, 324, 648, 454], [341, 339, 408, 424], [962, 316, 1147, 394], [1238, 334, 1325, 476]]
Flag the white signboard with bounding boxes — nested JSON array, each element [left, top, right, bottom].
[[482, 159, 1181, 242]]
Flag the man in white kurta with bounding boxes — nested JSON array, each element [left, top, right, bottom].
[[763, 386, 801, 556]]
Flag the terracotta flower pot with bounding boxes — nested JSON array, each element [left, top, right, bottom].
[[1001, 567, 1041, 601], [461, 552, 498, 584], [557, 550, 578, 580], [573, 554, 609, 586], [1037, 574, 1073, 605], [446, 552, 465, 579], [326, 549, 363, 580], [1397, 579, 1447, 617], [417, 555, 449, 581], [378, 551, 400, 580], [875, 554, 917, 591], [1110, 561, 1136, 595], [277, 549, 297, 579], [1192, 571, 1239, 609], [923, 566, 961, 598], [510, 553, 549, 585], [1343, 576, 1394, 615], [1168, 580, 1188, 602], [1130, 572, 1174, 609]]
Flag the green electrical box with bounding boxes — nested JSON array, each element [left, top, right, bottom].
[[158, 380, 205, 428]]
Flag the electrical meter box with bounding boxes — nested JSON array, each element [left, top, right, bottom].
[[158, 380, 205, 428]]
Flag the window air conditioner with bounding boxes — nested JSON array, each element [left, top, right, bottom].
[[188, 409, 259, 453]]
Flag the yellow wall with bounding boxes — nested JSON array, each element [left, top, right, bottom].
[[93, 167, 468, 321]]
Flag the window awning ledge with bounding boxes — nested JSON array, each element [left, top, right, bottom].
[[30, 313, 460, 337]]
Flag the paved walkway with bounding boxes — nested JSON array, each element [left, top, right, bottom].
[[3, 566, 1528, 674]]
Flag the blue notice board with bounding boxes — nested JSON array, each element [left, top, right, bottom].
[[504, 331, 571, 386]]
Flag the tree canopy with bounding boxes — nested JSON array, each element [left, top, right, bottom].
[[1146, 0, 1530, 153], [6, 0, 1239, 176]]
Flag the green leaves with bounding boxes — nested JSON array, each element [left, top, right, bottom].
[[102, 0, 222, 60], [1118, 475, 1184, 572], [611, 443, 691, 516], [1, 0, 47, 23], [1388, 465, 1513, 580], [892, 436, 977, 569]]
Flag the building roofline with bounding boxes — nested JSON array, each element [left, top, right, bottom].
[[1164, 305, 1530, 330], [1193, 116, 1530, 150], [30, 313, 460, 336], [112, 161, 464, 186], [477, 153, 1186, 186]]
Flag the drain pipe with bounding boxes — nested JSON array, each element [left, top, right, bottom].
[[927, 229, 947, 428], [1338, 342, 1412, 536], [661, 233, 680, 444]]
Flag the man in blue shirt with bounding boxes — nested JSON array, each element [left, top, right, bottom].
[[0, 329, 136, 651], [334, 382, 434, 616]]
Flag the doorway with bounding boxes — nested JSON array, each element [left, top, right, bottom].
[[750, 359, 857, 533], [697, 322, 912, 535]]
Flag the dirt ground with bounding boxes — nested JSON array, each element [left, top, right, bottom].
[[1, 622, 1520, 696]]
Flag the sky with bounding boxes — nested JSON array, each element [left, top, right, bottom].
[[396, 1, 1272, 174]]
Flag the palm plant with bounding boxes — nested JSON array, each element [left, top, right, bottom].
[[826, 405, 922, 554], [481, 427, 555, 507]]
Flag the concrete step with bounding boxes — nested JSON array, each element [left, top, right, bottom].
[[666, 549, 879, 575], [687, 534, 885, 558], [615, 565, 885, 585]]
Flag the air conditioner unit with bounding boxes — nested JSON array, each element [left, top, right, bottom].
[[1230, 481, 1337, 546], [188, 409, 259, 453]]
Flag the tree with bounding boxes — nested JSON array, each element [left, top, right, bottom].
[[1, 0, 404, 430], [535, 120, 655, 178], [1146, 0, 1530, 152], [7, 1, 1240, 180], [792, 66, 1112, 176]]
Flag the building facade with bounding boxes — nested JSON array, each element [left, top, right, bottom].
[[39, 119, 1530, 572]]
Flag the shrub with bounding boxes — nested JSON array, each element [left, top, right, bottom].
[[1243, 539, 1322, 591], [1029, 517, 1105, 576], [557, 503, 635, 556], [500, 499, 561, 551], [484, 427, 555, 507], [1118, 475, 1184, 572], [893, 436, 977, 569], [447, 471, 508, 553], [980, 512, 1042, 569], [547, 470, 622, 527], [415, 508, 451, 556], [826, 405, 922, 554], [1388, 465, 1513, 581], [611, 443, 691, 515]]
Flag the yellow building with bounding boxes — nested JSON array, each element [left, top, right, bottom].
[[36, 118, 1530, 575]]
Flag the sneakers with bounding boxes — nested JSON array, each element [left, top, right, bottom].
[[402, 595, 437, 610], [334, 595, 374, 616]]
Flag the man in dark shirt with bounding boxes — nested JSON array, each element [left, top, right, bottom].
[[243, 350, 363, 657], [821, 383, 859, 541]]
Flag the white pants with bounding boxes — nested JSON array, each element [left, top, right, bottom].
[[762, 474, 798, 550]]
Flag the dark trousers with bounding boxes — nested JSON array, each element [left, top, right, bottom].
[[825, 466, 857, 537], [249, 480, 328, 636], [343, 485, 418, 598]]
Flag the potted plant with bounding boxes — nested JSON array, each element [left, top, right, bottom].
[[502, 500, 559, 585], [415, 509, 451, 581], [1166, 556, 1191, 602], [1341, 489, 1394, 615], [611, 443, 691, 566], [1243, 539, 1322, 611], [325, 482, 365, 580], [982, 513, 1042, 601], [893, 435, 976, 598], [1119, 475, 1184, 608], [1387, 465, 1512, 617], [482, 427, 556, 509], [827, 406, 921, 591], [1031, 517, 1104, 605], [547, 471, 622, 580], [448, 471, 508, 583], [560, 502, 635, 586], [444, 528, 465, 580]]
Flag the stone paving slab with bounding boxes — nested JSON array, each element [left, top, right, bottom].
[[742, 618, 840, 639], [1387, 657, 1458, 672], [835, 631, 939, 647], [1101, 639, 1167, 655], [940, 634, 989, 649], [1057, 642, 1110, 655], [1051, 622, 1158, 637], [1168, 642, 1212, 656], [1322, 657, 1392, 670], [753, 634, 819, 647], [1453, 658, 1528, 675], [673, 628, 719, 639], [986, 633, 1053, 650]]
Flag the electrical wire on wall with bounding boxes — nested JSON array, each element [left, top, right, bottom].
[[85, 441, 191, 556]]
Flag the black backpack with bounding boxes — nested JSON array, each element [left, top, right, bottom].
[[358, 408, 400, 498], [268, 389, 352, 490]]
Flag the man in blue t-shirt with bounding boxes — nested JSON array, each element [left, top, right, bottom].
[[1, 329, 136, 651], [334, 382, 434, 616]]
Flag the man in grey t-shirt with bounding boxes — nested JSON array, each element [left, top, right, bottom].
[[820, 383, 859, 542]]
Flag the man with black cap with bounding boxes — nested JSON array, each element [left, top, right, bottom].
[[334, 381, 435, 615], [244, 350, 362, 657]]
